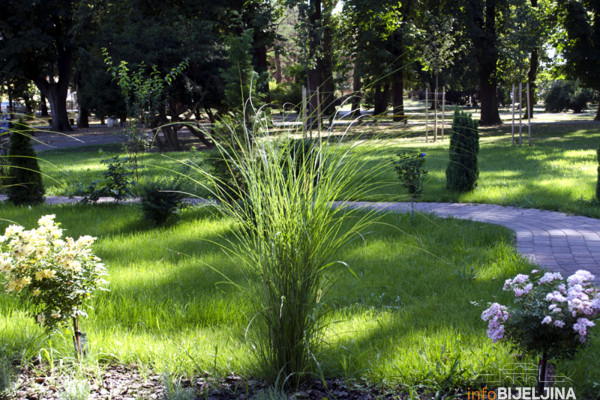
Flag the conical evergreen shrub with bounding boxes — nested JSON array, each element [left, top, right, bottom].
[[596, 144, 600, 202], [6, 119, 45, 205], [446, 109, 479, 192]]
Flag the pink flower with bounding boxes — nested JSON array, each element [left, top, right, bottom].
[[573, 317, 595, 342], [553, 320, 565, 328], [539, 272, 563, 285], [568, 270, 595, 287]]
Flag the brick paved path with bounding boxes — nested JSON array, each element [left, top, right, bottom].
[[344, 202, 600, 283], [3, 195, 600, 282]]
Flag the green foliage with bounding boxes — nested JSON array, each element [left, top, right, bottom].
[[542, 80, 594, 113], [104, 49, 188, 126], [139, 178, 186, 226], [58, 378, 91, 400], [71, 156, 133, 203], [269, 81, 302, 111], [0, 214, 108, 334], [161, 374, 195, 400], [220, 29, 263, 111], [394, 151, 427, 198], [0, 357, 15, 399], [596, 143, 600, 203], [446, 109, 479, 193], [561, 1, 600, 118], [6, 119, 44, 206]]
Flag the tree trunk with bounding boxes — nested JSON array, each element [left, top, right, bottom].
[[253, 43, 270, 102], [350, 59, 362, 117], [274, 51, 282, 84], [306, 0, 323, 128], [477, 0, 502, 126], [78, 107, 90, 128], [45, 89, 72, 131], [320, 1, 336, 116], [40, 95, 49, 117], [392, 73, 404, 122], [75, 69, 89, 128], [373, 82, 390, 116], [33, 46, 73, 132], [595, 101, 600, 121], [526, 0, 539, 119]]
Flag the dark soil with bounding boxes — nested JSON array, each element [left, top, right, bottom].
[[9, 362, 460, 400]]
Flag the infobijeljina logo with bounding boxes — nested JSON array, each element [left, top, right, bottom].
[[470, 362, 576, 400], [466, 387, 577, 400]]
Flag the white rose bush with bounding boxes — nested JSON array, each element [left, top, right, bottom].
[[0, 215, 108, 357], [482, 269, 600, 390]]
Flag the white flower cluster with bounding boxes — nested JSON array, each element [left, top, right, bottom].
[[0, 215, 108, 330], [482, 269, 600, 347]]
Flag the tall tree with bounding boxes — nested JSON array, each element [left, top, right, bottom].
[[0, 0, 76, 131], [559, 0, 600, 120], [462, 0, 504, 125]]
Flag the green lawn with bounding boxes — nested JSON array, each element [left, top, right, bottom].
[[2, 118, 600, 396], [0, 204, 598, 395], [32, 121, 600, 218]]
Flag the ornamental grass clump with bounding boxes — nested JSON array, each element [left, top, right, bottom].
[[0, 215, 108, 358], [482, 269, 600, 391], [191, 106, 390, 385]]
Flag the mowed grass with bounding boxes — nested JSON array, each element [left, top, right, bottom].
[[343, 122, 600, 218], [1, 204, 599, 395], [32, 121, 600, 218]]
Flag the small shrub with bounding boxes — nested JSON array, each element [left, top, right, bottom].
[[59, 378, 91, 400], [395, 151, 427, 198], [139, 178, 185, 226], [71, 155, 133, 202], [162, 374, 195, 400], [543, 80, 595, 113], [6, 118, 45, 205], [597, 143, 600, 202], [0, 215, 108, 357], [544, 80, 575, 113], [446, 109, 479, 192], [270, 81, 302, 111], [0, 357, 15, 399]]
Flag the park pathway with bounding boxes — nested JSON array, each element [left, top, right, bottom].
[[342, 202, 600, 283], [2, 195, 600, 282]]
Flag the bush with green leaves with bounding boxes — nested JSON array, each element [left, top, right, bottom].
[[395, 151, 427, 198], [446, 109, 479, 192], [71, 155, 133, 203], [0, 357, 15, 400], [192, 107, 391, 386], [6, 119, 45, 205], [0, 214, 108, 357], [270, 81, 303, 111], [139, 178, 186, 226], [543, 80, 595, 113]]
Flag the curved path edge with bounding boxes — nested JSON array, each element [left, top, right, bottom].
[[2, 195, 599, 282]]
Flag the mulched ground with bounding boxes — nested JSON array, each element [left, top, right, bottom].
[[9, 362, 465, 400]]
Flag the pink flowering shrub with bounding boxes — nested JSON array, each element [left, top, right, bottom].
[[482, 269, 600, 359]]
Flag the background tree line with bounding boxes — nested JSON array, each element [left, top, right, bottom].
[[1, 0, 599, 148]]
